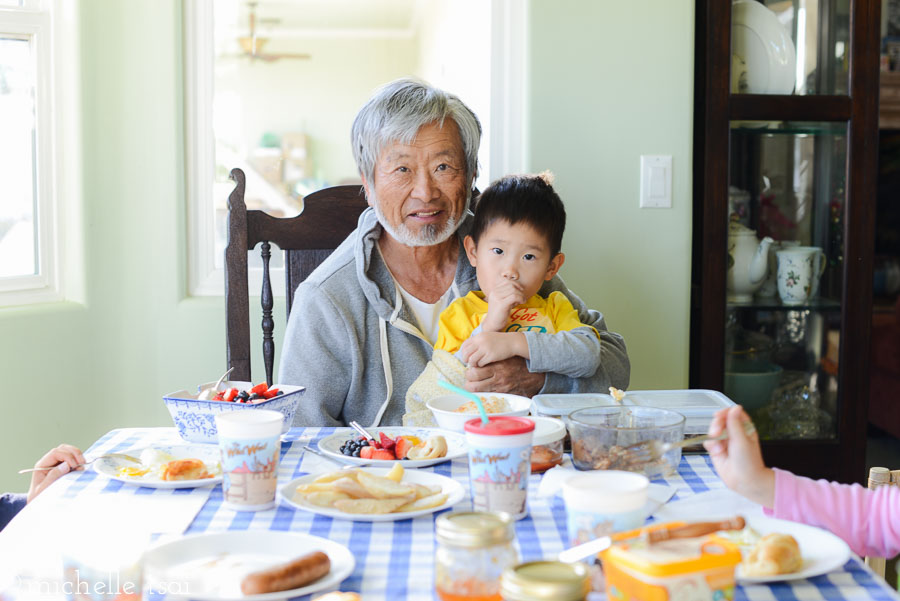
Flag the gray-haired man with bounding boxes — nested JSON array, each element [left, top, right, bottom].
[[279, 78, 630, 427]]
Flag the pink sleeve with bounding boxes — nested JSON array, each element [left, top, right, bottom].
[[766, 467, 900, 558]]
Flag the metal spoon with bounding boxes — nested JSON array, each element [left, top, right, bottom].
[[198, 367, 235, 400]]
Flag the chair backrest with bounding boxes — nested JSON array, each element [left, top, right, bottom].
[[225, 167, 368, 385], [864, 466, 900, 584]]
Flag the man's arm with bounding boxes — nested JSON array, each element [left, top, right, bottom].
[[278, 284, 354, 426]]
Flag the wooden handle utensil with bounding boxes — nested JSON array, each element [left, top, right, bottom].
[[647, 516, 746, 544]]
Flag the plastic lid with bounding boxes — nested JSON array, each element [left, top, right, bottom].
[[530, 416, 567, 446], [435, 511, 514, 547], [464, 416, 535, 436], [500, 561, 590, 601]]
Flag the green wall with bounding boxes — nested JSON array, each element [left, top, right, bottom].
[[527, 0, 695, 393], [0, 0, 695, 492]]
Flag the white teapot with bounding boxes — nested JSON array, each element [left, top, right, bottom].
[[727, 221, 773, 302]]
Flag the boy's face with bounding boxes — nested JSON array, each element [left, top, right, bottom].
[[463, 219, 565, 301]]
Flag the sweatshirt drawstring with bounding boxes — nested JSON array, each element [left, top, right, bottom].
[[370, 317, 393, 428]]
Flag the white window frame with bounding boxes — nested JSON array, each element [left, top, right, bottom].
[[0, 0, 66, 306], [184, 0, 526, 297]]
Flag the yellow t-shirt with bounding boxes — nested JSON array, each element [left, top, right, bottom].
[[435, 290, 600, 354]]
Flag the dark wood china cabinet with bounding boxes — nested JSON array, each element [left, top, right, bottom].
[[691, 0, 880, 483]]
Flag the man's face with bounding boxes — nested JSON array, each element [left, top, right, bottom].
[[364, 121, 470, 247]]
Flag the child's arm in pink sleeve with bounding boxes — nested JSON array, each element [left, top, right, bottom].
[[765, 467, 900, 558]]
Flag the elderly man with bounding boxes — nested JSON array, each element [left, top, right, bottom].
[[279, 78, 629, 427]]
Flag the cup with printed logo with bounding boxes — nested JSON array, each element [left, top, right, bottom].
[[215, 410, 283, 511], [464, 416, 535, 520], [562, 470, 649, 547]]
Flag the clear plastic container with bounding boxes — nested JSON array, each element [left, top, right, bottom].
[[529, 416, 566, 473]]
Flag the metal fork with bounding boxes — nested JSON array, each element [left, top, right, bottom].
[[300, 444, 369, 469], [18, 452, 141, 474], [611, 420, 757, 471]]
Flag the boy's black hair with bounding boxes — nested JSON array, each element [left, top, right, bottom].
[[470, 172, 566, 256]]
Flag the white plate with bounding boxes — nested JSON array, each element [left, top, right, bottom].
[[316, 427, 467, 468], [143, 530, 354, 601], [732, 0, 796, 94], [93, 444, 222, 489], [734, 515, 851, 583], [279, 467, 465, 522]]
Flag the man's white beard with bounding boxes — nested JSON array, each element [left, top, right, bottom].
[[371, 190, 469, 247]]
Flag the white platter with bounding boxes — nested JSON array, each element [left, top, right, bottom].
[[733, 515, 851, 583], [93, 444, 222, 489], [143, 530, 354, 600], [316, 426, 467, 468], [279, 467, 465, 522], [732, 0, 796, 94]]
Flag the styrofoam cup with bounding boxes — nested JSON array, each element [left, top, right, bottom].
[[562, 471, 649, 546]]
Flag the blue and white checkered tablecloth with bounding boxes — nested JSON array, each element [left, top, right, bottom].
[[17, 427, 900, 601]]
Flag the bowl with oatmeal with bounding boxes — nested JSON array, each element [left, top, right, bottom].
[[565, 406, 685, 477], [426, 392, 531, 432]]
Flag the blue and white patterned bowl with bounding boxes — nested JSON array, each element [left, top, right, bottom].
[[162, 380, 305, 443]]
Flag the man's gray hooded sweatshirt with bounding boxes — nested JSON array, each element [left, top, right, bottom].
[[278, 207, 631, 427]]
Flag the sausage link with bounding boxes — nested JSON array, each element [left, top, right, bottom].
[[241, 551, 331, 595]]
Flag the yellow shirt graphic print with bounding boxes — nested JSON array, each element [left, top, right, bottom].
[[504, 306, 556, 334]]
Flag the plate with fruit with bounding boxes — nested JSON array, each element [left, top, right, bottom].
[[316, 427, 467, 468]]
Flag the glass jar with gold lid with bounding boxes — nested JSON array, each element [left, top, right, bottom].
[[435, 511, 518, 601], [500, 561, 590, 601]]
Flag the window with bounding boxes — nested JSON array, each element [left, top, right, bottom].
[[0, 1, 65, 306], [185, 0, 525, 297]]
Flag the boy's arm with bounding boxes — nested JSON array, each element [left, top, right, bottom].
[[522, 291, 602, 379]]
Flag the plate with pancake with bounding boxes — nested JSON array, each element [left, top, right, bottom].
[[143, 530, 355, 600], [92, 444, 222, 489], [279, 465, 465, 522]]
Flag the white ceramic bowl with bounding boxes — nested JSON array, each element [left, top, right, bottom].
[[162, 380, 305, 443], [425, 393, 531, 432]]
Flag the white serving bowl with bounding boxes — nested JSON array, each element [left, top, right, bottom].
[[425, 392, 531, 432], [162, 380, 305, 443]]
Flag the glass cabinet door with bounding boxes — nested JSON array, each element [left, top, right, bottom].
[[725, 121, 847, 441], [731, 0, 850, 96]]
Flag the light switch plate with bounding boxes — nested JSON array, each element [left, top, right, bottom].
[[640, 155, 672, 208]]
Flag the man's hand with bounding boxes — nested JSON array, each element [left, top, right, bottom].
[[465, 356, 545, 396], [461, 332, 527, 367], [27, 444, 85, 503], [482, 280, 525, 332]]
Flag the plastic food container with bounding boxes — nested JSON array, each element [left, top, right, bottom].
[[529, 416, 566, 473], [534, 390, 734, 436], [566, 406, 685, 476], [600, 523, 742, 601]]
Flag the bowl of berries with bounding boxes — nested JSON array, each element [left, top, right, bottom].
[[163, 380, 305, 444]]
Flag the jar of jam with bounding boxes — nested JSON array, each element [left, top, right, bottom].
[[500, 561, 590, 601], [435, 511, 519, 601]]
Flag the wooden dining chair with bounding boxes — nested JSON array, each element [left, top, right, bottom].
[[225, 167, 368, 385], [864, 466, 900, 586]]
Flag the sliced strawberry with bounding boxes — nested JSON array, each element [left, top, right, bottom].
[[261, 388, 280, 399], [378, 431, 396, 453], [223, 388, 239, 403], [370, 449, 396, 461], [394, 436, 414, 460], [213, 391, 225, 401], [360, 446, 375, 460], [250, 382, 269, 395]]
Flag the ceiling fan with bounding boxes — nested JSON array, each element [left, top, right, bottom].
[[227, 1, 311, 62]]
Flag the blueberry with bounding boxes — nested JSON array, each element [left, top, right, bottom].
[[353, 448, 361, 457], [238, 390, 250, 399], [275, 390, 284, 396], [248, 393, 261, 400], [360, 439, 369, 447]]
